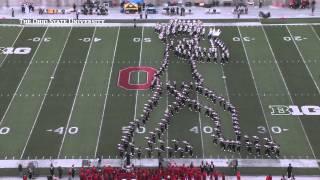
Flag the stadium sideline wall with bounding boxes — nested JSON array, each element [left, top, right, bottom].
[[1, 0, 277, 7]]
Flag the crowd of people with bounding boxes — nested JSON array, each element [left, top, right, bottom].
[[116, 19, 281, 167], [78, 162, 228, 180], [80, 1, 109, 16], [21, 2, 35, 13]]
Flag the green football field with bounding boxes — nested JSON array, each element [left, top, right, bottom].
[[0, 22, 320, 173]]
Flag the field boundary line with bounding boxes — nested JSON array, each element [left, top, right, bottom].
[[133, 26, 145, 120], [0, 26, 24, 67], [286, 25, 320, 94], [0, 158, 318, 168], [10, 22, 320, 28], [0, 27, 48, 127], [57, 27, 97, 158], [236, 26, 273, 141], [20, 27, 73, 159], [261, 25, 317, 161], [95, 26, 121, 157]]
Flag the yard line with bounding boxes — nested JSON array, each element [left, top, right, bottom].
[[165, 70, 169, 158], [0, 27, 48, 127], [133, 26, 145, 120], [236, 26, 273, 141], [286, 25, 320, 94], [196, 94, 205, 158], [0, 26, 24, 67], [220, 66, 230, 102], [261, 25, 317, 160], [57, 27, 97, 158], [215, 25, 235, 140], [95, 26, 121, 157], [20, 27, 73, 159], [310, 25, 320, 45]]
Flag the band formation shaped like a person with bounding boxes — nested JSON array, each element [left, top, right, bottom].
[[117, 19, 280, 164]]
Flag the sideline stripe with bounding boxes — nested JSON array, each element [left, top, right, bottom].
[[0, 158, 318, 168], [1, 23, 320, 28], [20, 27, 73, 159], [94, 26, 121, 157], [57, 27, 97, 158]]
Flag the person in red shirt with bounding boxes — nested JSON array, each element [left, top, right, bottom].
[[266, 174, 272, 180], [236, 171, 241, 180]]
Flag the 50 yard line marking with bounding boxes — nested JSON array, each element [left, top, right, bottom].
[[0, 27, 48, 128], [133, 26, 145, 120], [57, 27, 97, 158], [20, 27, 73, 159], [237, 26, 273, 141], [95, 26, 121, 157], [0, 26, 24, 67], [261, 25, 317, 161]]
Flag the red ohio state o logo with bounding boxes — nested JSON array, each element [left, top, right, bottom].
[[118, 66, 157, 90]]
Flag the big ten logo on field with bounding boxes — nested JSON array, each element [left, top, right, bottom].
[[0, 47, 31, 55], [269, 105, 320, 116], [118, 66, 157, 90]]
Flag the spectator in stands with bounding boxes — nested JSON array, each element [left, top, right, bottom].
[[259, 0, 263, 8], [71, 165, 75, 178], [301, 0, 309, 8], [287, 163, 293, 178], [21, 4, 25, 13], [73, 3, 77, 12], [18, 164, 23, 177], [58, 166, 63, 179], [28, 3, 34, 12], [11, 8, 14, 17], [76, 10, 80, 20], [27, 167, 32, 179], [266, 174, 272, 180], [311, 0, 316, 15], [236, 170, 241, 180], [49, 163, 55, 177]]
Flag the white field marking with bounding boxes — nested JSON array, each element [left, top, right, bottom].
[[0, 27, 48, 128], [57, 27, 97, 158], [196, 94, 205, 158], [2, 22, 320, 28], [310, 25, 320, 46], [0, 26, 24, 67], [286, 25, 320, 94], [166, 70, 169, 158], [0, 158, 319, 168], [214, 25, 237, 141], [237, 26, 273, 141], [133, 26, 145, 120], [94, 26, 121, 157], [20, 27, 73, 159], [261, 25, 318, 161]]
